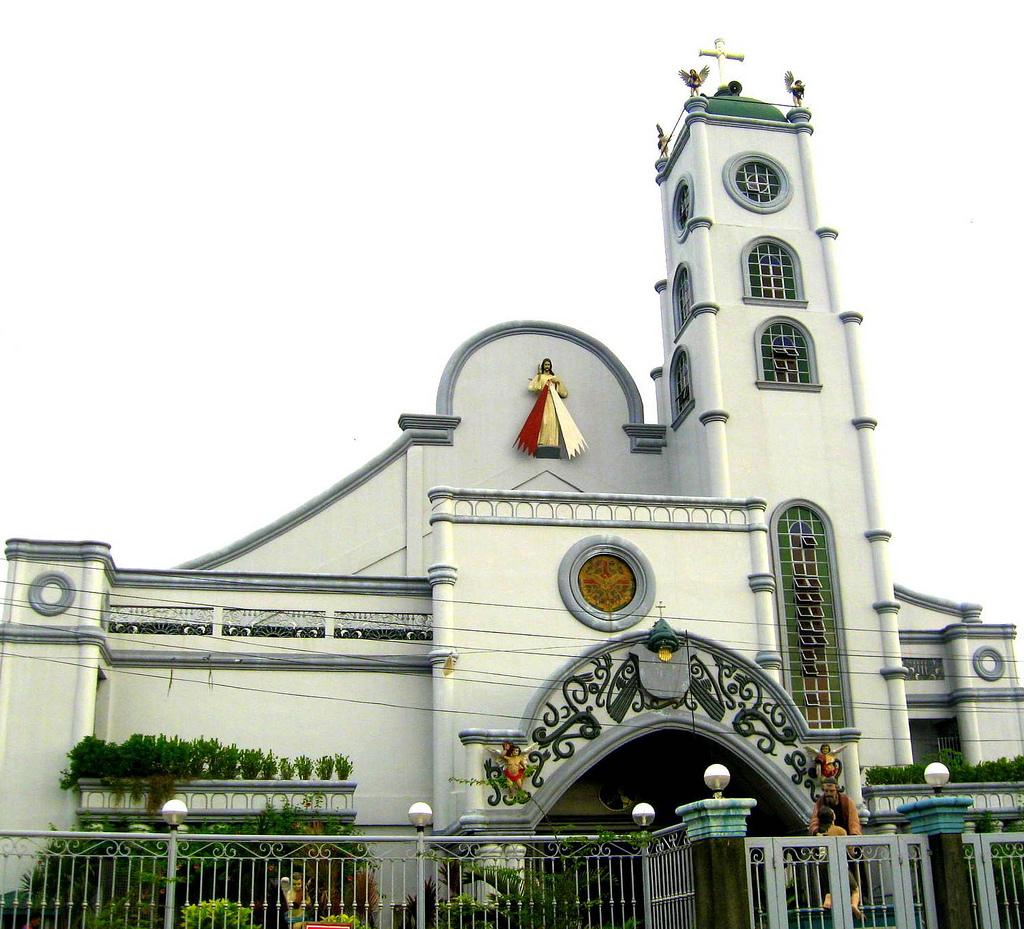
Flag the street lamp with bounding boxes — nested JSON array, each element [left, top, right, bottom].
[[631, 802, 655, 827], [924, 762, 950, 794], [408, 803, 433, 929], [160, 800, 188, 929], [407, 802, 433, 830], [704, 764, 731, 799]]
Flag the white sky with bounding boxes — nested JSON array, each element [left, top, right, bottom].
[[0, 4, 1019, 631]]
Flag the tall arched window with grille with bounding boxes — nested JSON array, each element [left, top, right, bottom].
[[759, 320, 814, 384], [671, 349, 693, 421], [775, 504, 845, 728], [747, 241, 799, 301], [674, 266, 694, 332]]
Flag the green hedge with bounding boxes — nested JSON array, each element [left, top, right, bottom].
[[60, 734, 353, 789], [864, 753, 1024, 786]]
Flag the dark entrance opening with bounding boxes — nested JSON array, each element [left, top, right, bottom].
[[538, 728, 805, 836]]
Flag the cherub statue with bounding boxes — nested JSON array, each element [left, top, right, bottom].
[[486, 741, 536, 799], [679, 66, 710, 96], [656, 123, 670, 159], [804, 742, 848, 782], [784, 71, 806, 106]]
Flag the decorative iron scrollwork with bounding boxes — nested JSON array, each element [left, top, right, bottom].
[[488, 635, 815, 806]]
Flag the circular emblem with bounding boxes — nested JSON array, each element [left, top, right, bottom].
[[577, 554, 637, 613]]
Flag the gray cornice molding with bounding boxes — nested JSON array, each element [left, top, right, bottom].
[[894, 585, 983, 621], [6, 539, 114, 570], [458, 729, 528, 745], [1, 623, 108, 651], [743, 297, 809, 309], [428, 486, 767, 508], [698, 409, 729, 425], [748, 573, 776, 593], [756, 381, 822, 393], [852, 417, 878, 430], [900, 624, 1016, 644], [880, 665, 910, 680], [435, 320, 646, 425], [397, 414, 461, 432], [623, 423, 667, 454], [684, 96, 709, 114], [907, 687, 1024, 708], [816, 227, 839, 240], [707, 114, 800, 133], [839, 311, 864, 324], [427, 564, 458, 587], [872, 600, 901, 614], [179, 428, 455, 570], [654, 279, 668, 293], [115, 569, 431, 596], [114, 651, 433, 672], [691, 301, 720, 317], [865, 529, 892, 542]]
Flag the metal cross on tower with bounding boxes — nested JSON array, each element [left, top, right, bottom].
[[699, 37, 745, 89]]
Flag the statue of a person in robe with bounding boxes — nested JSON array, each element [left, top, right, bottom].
[[515, 359, 587, 459]]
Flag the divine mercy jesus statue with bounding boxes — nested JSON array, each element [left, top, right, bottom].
[[515, 358, 587, 459]]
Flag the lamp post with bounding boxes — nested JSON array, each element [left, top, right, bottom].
[[632, 803, 656, 929], [703, 764, 731, 799], [408, 803, 433, 929], [161, 800, 188, 929]]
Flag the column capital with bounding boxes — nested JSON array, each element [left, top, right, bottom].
[[865, 528, 892, 542], [684, 96, 710, 115], [852, 416, 878, 430], [747, 573, 776, 593], [427, 564, 458, 587], [839, 310, 864, 325], [699, 409, 730, 425], [816, 226, 839, 240]]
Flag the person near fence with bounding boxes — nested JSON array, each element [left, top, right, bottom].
[[814, 806, 863, 919]]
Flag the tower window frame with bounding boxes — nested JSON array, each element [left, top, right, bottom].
[[771, 502, 849, 730], [755, 317, 820, 391], [673, 176, 694, 237], [669, 347, 694, 428], [742, 237, 808, 308], [673, 264, 695, 335], [722, 151, 793, 214]]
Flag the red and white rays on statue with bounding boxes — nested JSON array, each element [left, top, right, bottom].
[[515, 358, 587, 459]]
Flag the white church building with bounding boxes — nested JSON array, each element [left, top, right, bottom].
[[2, 59, 1022, 836]]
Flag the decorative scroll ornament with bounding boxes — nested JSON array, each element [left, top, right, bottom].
[[106, 606, 214, 635], [487, 632, 815, 806], [515, 359, 587, 460]]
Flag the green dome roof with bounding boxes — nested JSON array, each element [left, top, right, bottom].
[[706, 89, 786, 123]]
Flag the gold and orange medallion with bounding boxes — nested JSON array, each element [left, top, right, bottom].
[[578, 555, 636, 613]]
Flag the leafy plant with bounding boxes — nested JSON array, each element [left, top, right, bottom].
[[295, 755, 314, 780], [238, 749, 264, 780], [180, 899, 257, 929], [259, 751, 278, 780], [279, 758, 295, 780], [864, 753, 1024, 786], [315, 755, 334, 780], [335, 754, 353, 780], [209, 744, 241, 780]]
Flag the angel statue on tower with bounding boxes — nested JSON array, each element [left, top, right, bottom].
[[515, 358, 587, 460]]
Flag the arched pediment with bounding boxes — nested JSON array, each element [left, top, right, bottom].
[[469, 629, 860, 831]]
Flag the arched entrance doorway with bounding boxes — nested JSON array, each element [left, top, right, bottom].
[[539, 727, 801, 835]]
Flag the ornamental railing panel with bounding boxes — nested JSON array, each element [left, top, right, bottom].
[[865, 784, 1024, 831], [333, 611, 432, 641], [746, 834, 935, 929], [0, 831, 646, 929], [105, 605, 214, 635], [964, 832, 1024, 929], [222, 609, 327, 638]]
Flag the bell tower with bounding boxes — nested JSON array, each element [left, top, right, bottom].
[[652, 47, 914, 763]]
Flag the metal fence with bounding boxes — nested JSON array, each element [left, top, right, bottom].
[[643, 825, 694, 929], [964, 832, 1024, 929], [0, 830, 652, 929], [746, 835, 935, 929]]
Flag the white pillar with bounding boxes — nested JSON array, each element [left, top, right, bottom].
[[746, 500, 782, 684], [948, 632, 983, 764], [428, 564, 458, 829]]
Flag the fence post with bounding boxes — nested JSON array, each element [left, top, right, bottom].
[[676, 796, 757, 929], [416, 826, 426, 929], [163, 826, 179, 929], [640, 841, 654, 929], [898, 794, 973, 929]]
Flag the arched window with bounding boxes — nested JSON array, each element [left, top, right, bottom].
[[759, 320, 815, 384], [671, 349, 693, 422], [775, 504, 845, 728], [674, 179, 692, 231], [674, 266, 694, 332], [747, 240, 799, 301]]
